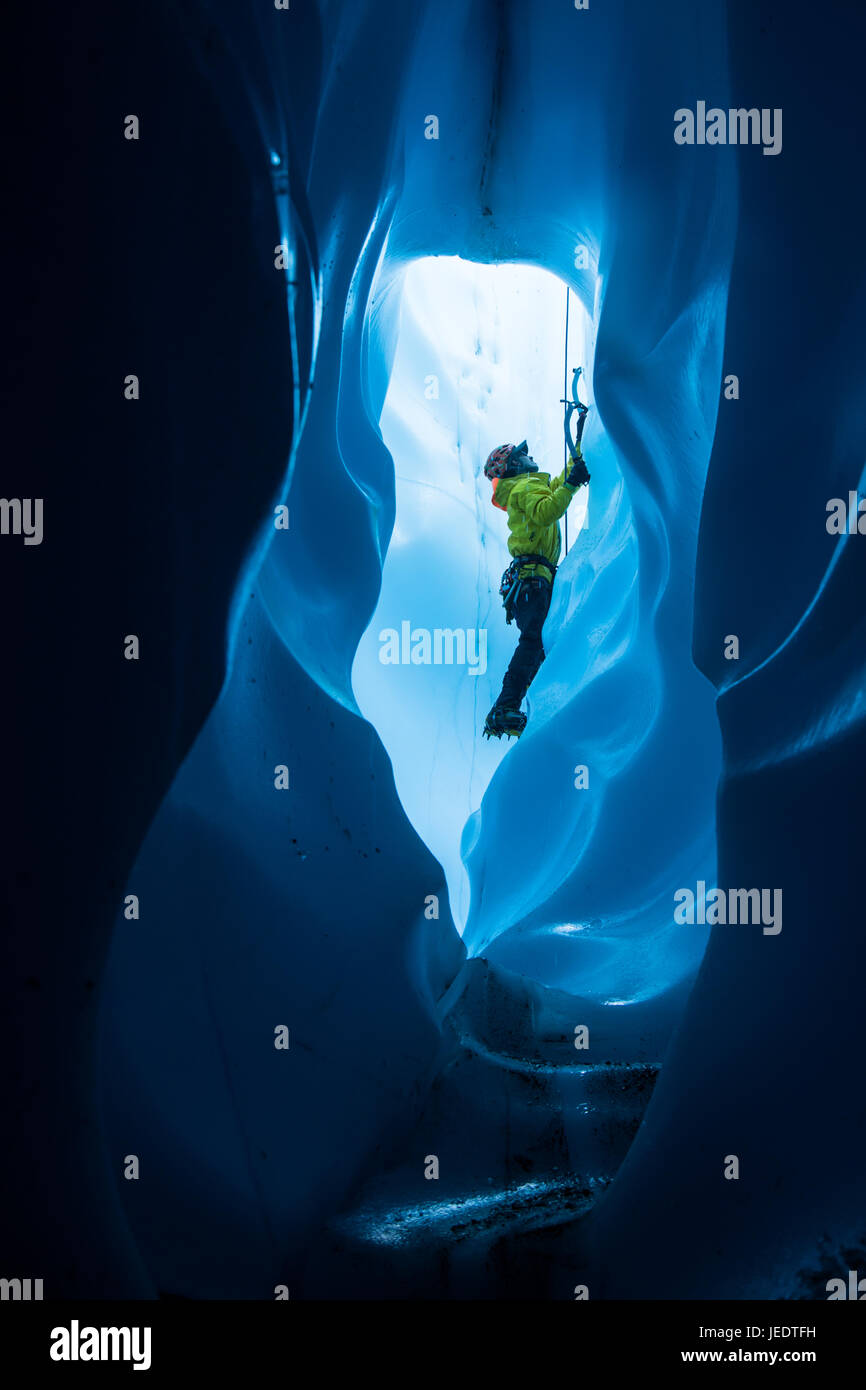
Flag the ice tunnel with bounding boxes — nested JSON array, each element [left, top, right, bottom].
[[352, 255, 593, 931], [56, 0, 865, 1307], [353, 252, 722, 1012]]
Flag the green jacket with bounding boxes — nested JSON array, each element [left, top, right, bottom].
[[491, 468, 579, 581]]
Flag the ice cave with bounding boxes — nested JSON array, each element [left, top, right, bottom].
[[353, 251, 720, 1008], [9, 0, 864, 1305]]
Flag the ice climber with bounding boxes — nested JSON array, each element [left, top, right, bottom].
[[482, 438, 590, 739]]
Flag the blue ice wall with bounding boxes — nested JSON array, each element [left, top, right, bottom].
[[353, 240, 723, 1012], [93, 0, 866, 1301], [101, 594, 463, 1295], [581, 0, 866, 1299], [351, 257, 594, 932]]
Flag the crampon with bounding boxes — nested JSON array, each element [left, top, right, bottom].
[[483, 704, 527, 740]]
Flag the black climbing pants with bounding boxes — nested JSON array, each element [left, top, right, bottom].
[[498, 579, 552, 707]]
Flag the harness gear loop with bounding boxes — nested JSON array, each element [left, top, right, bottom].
[[499, 553, 557, 624]]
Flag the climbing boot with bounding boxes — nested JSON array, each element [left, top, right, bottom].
[[483, 702, 527, 740]]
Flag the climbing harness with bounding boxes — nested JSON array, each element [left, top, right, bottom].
[[499, 553, 557, 624]]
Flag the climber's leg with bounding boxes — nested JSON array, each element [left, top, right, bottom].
[[497, 580, 552, 708]]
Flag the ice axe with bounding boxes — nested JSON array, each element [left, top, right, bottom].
[[561, 365, 590, 460], [560, 365, 590, 557]]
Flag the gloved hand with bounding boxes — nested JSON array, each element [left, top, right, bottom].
[[566, 453, 590, 488]]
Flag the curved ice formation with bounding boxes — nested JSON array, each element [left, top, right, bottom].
[[100, 0, 735, 1294], [80, 0, 866, 1305], [352, 248, 722, 1009], [352, 255, 592, 931]]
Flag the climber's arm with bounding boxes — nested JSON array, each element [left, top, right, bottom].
[[520, 454, 591, 526], [520, 476, 579, 526]]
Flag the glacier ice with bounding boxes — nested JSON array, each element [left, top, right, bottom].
[[353, 249, 721, 1014], [24, 0, 854, 1305], [352, 255, 592, 931], [97, 0, 734, 1297]]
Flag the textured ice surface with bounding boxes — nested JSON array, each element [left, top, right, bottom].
[[94, 0, 866, 1302], [353, 249, 720, 1008], [101, 0, 735, 1295], [353, 244, 722, 1006], [352, 256, 590, 929]]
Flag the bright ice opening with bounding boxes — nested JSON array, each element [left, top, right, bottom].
[[352, 256, 594, 930]]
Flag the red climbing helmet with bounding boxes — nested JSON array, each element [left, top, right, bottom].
[[484, 441, 528, 480], [484, 444, 515, 480]]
